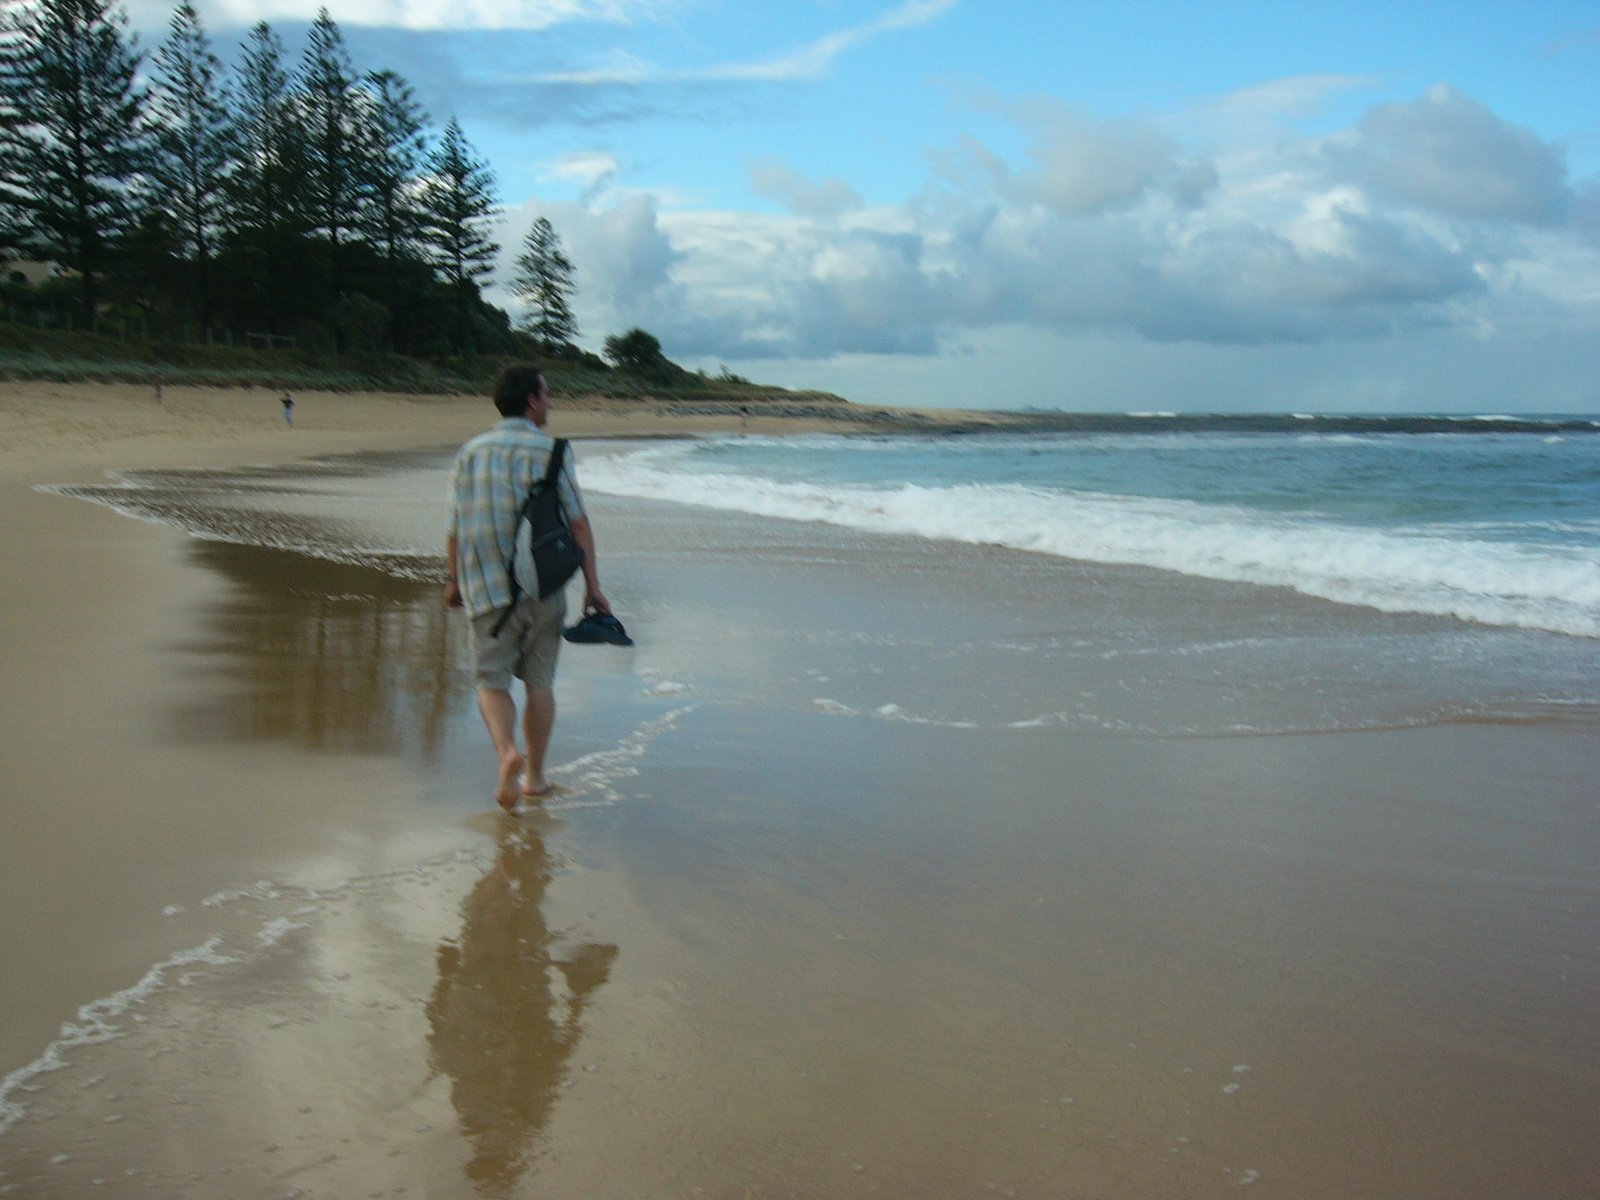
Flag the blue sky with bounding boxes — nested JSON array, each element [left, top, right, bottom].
[[126, 1, 1600, 413]]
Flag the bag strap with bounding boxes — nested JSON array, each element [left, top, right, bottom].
[[542, 438, 568, 491], [490, 438, 570, 639]]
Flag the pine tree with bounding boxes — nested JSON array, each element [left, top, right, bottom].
[[359, 70, 427, 268], [421, 117, 499, 353], [298, 7, 370, 317], [229, 22, 300, 240], [149, 0, 231, 337], [0, 4, 28, 251], [0, 0, 152, 321], [224, 21, 306, 337], [512, 216, 578, 347], [355, 69, 429, 352]]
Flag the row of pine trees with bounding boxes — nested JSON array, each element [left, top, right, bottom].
[[0, 0, 580, 358]]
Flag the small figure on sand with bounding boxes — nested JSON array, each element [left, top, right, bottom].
[[153, 376, 163, 403], [281, 391, 295, 427], [445, 363, 613, 812]]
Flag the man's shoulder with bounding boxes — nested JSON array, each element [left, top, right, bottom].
[[456, 419, 552, 459]]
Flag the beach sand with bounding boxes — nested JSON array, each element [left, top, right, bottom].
[[0, 382, 875, 1070], [1, 382, 1597, 1198]]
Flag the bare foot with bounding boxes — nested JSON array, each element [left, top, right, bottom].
[[495, 750, 527, 813], [522, 776, 559, 800]]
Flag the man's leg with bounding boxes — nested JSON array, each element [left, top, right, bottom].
[[522, 685, 556, 797], [476, 686, 525, 812]]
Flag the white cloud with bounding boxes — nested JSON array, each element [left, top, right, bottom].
[[970, 95, 1216, 215], [543, 150, 621, 203], [747, 158, 862, 220], [1326, 84, 1569, 223], [499, 85, 1596, 377], [566, 192, 680, 304], [1575, 180, 1600, 245]]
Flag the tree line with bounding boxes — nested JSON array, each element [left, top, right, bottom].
[[0, 0, 584, 360]]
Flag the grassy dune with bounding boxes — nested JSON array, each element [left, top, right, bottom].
[[0, 321, 848, 409]]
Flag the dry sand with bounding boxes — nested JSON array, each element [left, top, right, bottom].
[[0, 380, 904, 482], [1, 382, 1597, 1200]]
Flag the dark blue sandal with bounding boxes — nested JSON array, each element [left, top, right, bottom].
[[563, 612, 634, 646]]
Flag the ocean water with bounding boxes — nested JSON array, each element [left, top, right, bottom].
[[579, 426, 1600, 640]]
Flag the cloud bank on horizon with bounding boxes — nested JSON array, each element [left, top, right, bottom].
[[129, 0, 1600, 411]]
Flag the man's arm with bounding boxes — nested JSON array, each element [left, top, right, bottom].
[[569, 516, 610, 614], [444, 532, 463, 609]]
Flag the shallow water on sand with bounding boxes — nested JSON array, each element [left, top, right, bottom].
[[48, 443, 1600, 736], [5, 448, 1597, 1199]]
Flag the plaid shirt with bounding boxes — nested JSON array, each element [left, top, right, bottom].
[[449, 418, 586, 618]]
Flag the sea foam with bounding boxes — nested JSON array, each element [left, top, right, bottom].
[[582, 445, 1600, 639], [0, 939, 236, 1136]]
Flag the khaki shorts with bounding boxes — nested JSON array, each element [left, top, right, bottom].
[[469, 591, 567, 690]]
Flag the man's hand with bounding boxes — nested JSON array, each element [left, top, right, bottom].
[[570, 517, 608, 615]]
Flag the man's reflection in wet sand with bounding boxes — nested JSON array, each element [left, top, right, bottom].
[[427, 816, 617, 1196]]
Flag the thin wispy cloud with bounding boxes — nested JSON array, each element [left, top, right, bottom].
[[711, 0, 959, 82], [1540, 25, 1600, 57], [523, 50, 657, 86], [545, 150, 621, 187], [1204, 75, 1378, 123], [541, 150, 623, 204], [522, 0, 959, 86], [1154, 74, 1382, 150], [198, 0, 667, 33]]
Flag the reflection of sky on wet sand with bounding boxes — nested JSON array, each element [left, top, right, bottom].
[[173, 539, 468, 759], [0, 815, 619, 1198]]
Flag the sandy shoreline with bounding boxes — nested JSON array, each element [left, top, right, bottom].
[[2, 382, 1597, 1198], [0, 381, 815, 1067], [0, 381, 903, 1164], [0, 380, 931, 483]]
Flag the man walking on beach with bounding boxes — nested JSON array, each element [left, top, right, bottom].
[[446, 363, 609, 811]]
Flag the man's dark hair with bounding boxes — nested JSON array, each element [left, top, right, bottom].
[[492, 363, 545, 417]]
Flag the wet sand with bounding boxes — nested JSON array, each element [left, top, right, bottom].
[[0, 382, 864, 1104], [1, 385, 1598, 1198]]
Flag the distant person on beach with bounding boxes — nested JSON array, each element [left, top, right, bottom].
[[281, 392, 294, 427], [445, 363, 610, 811]]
